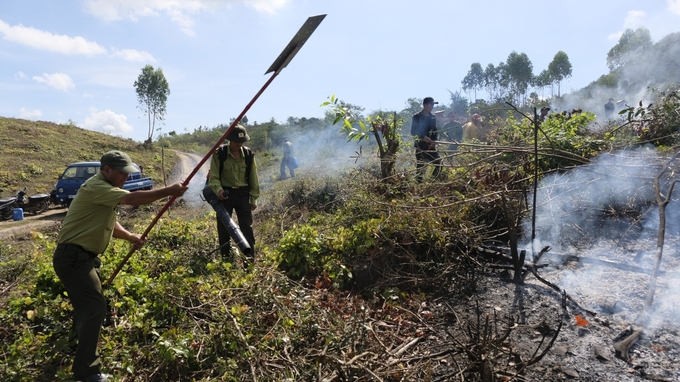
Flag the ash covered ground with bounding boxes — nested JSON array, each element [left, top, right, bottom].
[[473, 242, 680, 381], [497, 149, 680, 381]]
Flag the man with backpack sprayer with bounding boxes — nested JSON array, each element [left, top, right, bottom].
[[206, 124, 260, 263]]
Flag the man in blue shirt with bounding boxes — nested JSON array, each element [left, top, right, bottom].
[[410, 97, 442, 182]]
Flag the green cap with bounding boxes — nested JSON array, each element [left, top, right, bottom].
[[227, 124, 250, 142], [100, 150, 137, 174]]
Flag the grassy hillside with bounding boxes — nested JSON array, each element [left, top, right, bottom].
[[0, 117, 179, 198]]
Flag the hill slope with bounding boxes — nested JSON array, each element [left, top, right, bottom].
[[0, 117, 179, 197]]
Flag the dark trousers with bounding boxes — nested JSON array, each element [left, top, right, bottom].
[[53, 246, 106, 380], [216, 189, 255, 260], [415, 144, 442, 182], [280, 157, 295, 178]]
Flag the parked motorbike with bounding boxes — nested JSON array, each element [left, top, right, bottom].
[[0, 187, 51, 220]]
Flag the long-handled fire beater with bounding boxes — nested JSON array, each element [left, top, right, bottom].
[[105, 14, 326, 285]]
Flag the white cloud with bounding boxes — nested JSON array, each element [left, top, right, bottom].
[[245, 0, 289, 14], [18, 108, 42, 120], [0, 19, 152, 62], [0, 19, 106, 56], [83, 108, 133, 134], [669, 0, 680, 16], [83, 0, 290, 35], [623, 10, 646, 28], [15, 71, 26, 80], [112, 48, 156, 62], [33, 73, 75, 91], [607, 10, 646, 41]]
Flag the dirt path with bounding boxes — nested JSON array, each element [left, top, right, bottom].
[[0, 150, 208, 240], [0, 208, 67, 240], [169, 150, 211, 206]]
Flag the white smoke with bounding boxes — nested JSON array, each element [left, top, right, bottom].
[[521, 147, 680, 329]]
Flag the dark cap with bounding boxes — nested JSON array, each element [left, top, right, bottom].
[[100, 150, 137, 174], [227, 124, 250, 142], [423, 97, 438, 105]]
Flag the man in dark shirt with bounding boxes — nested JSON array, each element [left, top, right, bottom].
[[604, 98, 615, 120], [539, 107, 550, 123], [410, 97, 442, 182]]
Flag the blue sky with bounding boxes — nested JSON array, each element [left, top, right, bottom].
[[1, 0, 680, 142]]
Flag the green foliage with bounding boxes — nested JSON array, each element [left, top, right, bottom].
[[595, 73, 619, 88], [26, 164, 43, 176], [505, 51, 534, 103], [622, 86, 680, 147], [322, 95, 404, 178], [448, 90, 469, 116], [607, 27, 653, 71], [326, 95, 401, 144], [491, 111, 603, 170], [274, 224, 322, 279], [462, 62, 485, 100], [2, 214, 346, 380], [548, 51, 572, 97]]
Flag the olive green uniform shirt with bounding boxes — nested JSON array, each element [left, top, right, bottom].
[[208, 146, 260, 206], [57, 173, 129, 254]]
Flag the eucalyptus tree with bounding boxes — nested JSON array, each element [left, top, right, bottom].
[[505, 52, 533, 105], [548, 51, 572, 97], [462, 62, 485, 102], [483, 63, 498, 100], [496, 62, 511, 101], [484, 62, 511, 101], [134, 65, 170, 145], [534, 69, 553, 98]]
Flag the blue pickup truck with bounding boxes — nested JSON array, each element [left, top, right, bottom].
[[51, 161, 153, 207]]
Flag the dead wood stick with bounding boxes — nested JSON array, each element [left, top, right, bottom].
[[387, 337, 422, 366], [335, 351, 373, 366], [365, 321, 391, 352], [392, 347, 459, 364], [529, 266, 597, 316], [613, 329, 643, 360], [548, 253, 663, 275], [481, 246, 667, 276], [612, 155, 680, 362], [392, 337, 421, 358], [647, 153, 680, 308], [360, 364, 384, 382], [487, 263, 550, 271]]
